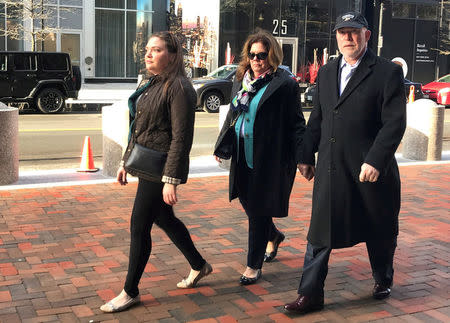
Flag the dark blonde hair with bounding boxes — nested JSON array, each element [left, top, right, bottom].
[[148, 31, 186, 95], [236, 29, 283, 81]]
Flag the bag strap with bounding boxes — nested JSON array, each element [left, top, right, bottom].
[[230, 110, 242, 128]]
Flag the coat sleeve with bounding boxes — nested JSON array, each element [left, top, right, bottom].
[[286, 80, 306, 163], [162, 78, 196, 184], [364, 64, 406, 171], [299, 69, 323, 166]]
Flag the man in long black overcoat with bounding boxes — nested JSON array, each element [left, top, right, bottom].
[[285, 12, 406, 314]]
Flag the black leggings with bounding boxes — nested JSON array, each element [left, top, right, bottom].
[[124, 178, 206, 298]]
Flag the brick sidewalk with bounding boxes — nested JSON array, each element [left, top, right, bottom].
[[0, 164, 448, 322]]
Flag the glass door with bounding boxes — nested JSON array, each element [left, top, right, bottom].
[[276, 37, 298, 75], [61, 33, 81, 67]]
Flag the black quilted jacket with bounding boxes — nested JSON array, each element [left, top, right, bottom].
[[122, 75, 196, 184]]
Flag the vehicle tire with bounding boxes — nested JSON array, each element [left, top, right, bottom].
[[72, 66, 82, 90], [202, 91, 222, 113], [36, 88, 65, 114]]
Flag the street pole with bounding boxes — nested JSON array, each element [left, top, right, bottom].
[[377, 1, 384, 56]]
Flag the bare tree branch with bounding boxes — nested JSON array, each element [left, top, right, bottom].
[[0, 0, 74, 51]]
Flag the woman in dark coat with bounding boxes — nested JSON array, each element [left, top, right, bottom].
[[214, 30, 306, 284], [100, 32, 212, 313]]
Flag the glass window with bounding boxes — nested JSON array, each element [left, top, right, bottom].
[[35, 33, 57, 51], [6, 2, 24, 51], [127, 11, 151, 77], [32, 0, 57, 4], [60, 7, 82, 29], [61, 33, 81, 66], [0, 3, 5, 51], [207, 65, 237, 78], [33, 5, 57, 29], [95, 0, 124, 9], [392, 3, 415, 19], [307, 0, 330, 37], [417, 4, 438, 20], [134, 0, 152, 11], [60, 0, 83, 5], [42, 53, 68, 70], [127, 0, 137, 9], [95, 9, 124, 77], [254, 0, 280, 34], [14, 54, 37, 70], [0, 54, 6, 71]]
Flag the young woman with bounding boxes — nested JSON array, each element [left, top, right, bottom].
[[100, 31, 212, 313]]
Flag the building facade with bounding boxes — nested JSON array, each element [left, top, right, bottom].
[[1, 0, 447, 84], [219, 0, 448, 84]]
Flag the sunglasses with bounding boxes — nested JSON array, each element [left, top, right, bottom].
[[248, 52, 268, 60]]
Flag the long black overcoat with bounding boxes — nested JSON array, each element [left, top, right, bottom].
[[300, 49, 406, 248], [217, 68, 306, 218]]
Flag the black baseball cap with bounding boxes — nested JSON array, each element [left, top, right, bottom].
[[333, 12, 368, 31]]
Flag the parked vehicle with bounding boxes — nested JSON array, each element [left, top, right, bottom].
[[0, 51, 81, 113], [192, 64, 237, 113], [192, 64, 297, 113], [422, 74, 450, 101]]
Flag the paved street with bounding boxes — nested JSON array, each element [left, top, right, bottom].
[[0, 164, 448, 322]]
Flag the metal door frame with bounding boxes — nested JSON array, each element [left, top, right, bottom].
[[276, 37, 298, 74]]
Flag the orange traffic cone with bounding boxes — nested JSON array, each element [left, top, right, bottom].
[[77, 136, 99, 172], [408, 85, 415, 103]]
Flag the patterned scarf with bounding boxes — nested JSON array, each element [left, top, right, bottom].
[[231, 69, 273, 112]]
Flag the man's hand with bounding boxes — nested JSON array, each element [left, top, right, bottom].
[[359, 163, 380, 182], [116, 166, 128, 185], [163, 183, 178, 205], [214, 155, 222, 163], [297, 163, 315, 181]]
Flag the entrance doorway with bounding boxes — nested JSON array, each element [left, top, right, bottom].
[[276, 37, 298, 74]]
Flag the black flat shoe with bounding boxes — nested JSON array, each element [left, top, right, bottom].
[[264, 232, 285, 262], [239, 269, 261, 285], [372, 283, 391, 300]]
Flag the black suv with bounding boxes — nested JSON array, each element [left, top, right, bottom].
[[0, 51, 81, 113]]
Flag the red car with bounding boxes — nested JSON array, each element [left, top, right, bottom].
[[422, 74, 450, 101]]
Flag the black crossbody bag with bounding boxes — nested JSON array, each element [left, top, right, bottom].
[[125, 143, 167, 178]]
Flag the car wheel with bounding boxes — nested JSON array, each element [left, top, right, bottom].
[[36, 88, 65, 114], [203, 91, 222, 113]]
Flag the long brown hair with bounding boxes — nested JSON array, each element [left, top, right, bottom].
[[236, 29, 283, 81], [148, 31, 186, 95]]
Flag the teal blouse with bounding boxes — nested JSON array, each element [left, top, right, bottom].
[[234, 83, 269, 169]]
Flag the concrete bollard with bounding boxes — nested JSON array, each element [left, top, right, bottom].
[[402, 99, 445, 161], [102, 102, 129, 177], [0, 103, 19, 185]]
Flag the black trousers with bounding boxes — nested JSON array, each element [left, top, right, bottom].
[[297, 238, 397, 297], [236, 138, 280, 270], [124, 178, 206, 298]]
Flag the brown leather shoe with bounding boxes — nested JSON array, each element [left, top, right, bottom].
[[284, 294, 324, 314], [372, 283, 391, 300]]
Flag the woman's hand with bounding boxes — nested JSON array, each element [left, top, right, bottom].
[[163, 183, 178, 205], [116, 166, 128, 185], [214, 155, 222, 163]]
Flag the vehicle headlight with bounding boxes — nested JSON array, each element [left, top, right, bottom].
[[193, 83, 205, 90]]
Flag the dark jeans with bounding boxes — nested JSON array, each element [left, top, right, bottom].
[[298, 238, 397, 297], [236, 137, 281, 270], [124, 178, 206, 298]]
